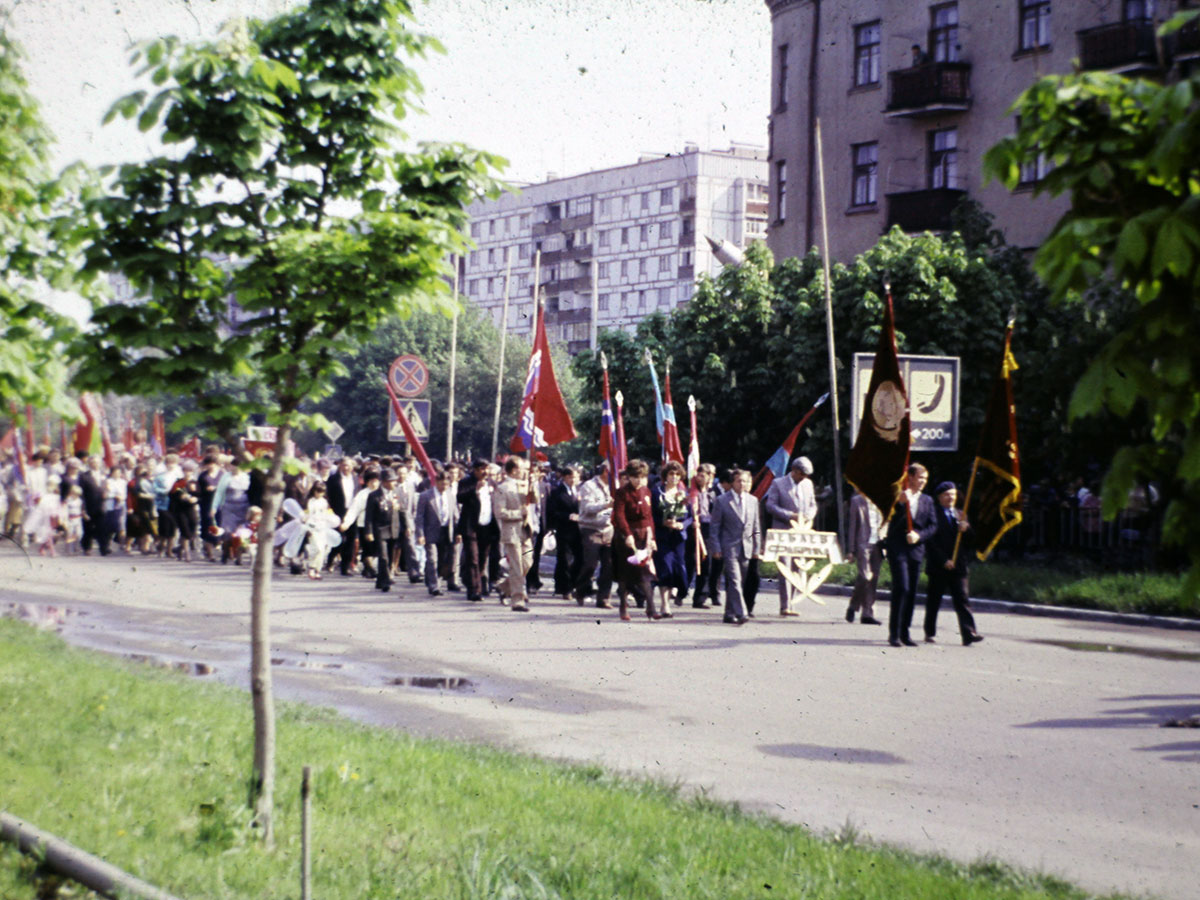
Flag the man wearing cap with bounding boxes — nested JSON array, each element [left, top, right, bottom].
[[364, 468, 398, 592], [924, 481, 984, 645], [764, 456, 818, 616]]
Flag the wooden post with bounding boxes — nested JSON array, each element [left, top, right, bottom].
[[301, 766, 312, 900], [815, 117, 846, 544], [491, 247, 518, 459], [447, 257, 460, 462]]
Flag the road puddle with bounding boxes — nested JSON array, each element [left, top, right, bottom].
[[387, 675, 474, 690], [757, 742, 905, 764], [1029, 639, 1200, 664]]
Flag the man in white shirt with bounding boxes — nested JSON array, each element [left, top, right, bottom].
[[764, 456, 818, 616]]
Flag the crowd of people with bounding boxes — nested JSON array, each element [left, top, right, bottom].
[[0, 441, 984, 645]]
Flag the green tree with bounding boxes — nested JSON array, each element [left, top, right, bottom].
[[984, 14, 1200, 595], [70, 0, 500, 839], [0, 30, 87, 423]]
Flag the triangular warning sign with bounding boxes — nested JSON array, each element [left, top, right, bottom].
[[388, 400, 429, 441]]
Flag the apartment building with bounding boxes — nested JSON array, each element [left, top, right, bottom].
[[765, 0, 1199, 264], [461, 145, 768, 353]]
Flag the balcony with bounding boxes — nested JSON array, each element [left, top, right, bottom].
[[544, 307, 592, 327], [532, 211, 594, 238], [1077, 20, 1160, 73], [746, 199, 769, 217], [885, 188, 967, 234], [678, 231, 694, 248], [885, 62, 971, 117], [679, 196, 697, 213], [539, 244, 592, 266], [567, 339, 592, 356], [676, 264, 695, 281], [535, 274, 593, 296]]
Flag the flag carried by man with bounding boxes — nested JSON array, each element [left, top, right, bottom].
[[686, 395, 700, 482], [844, 285, 910, 521], [510, 302, 576, 453], [597, 352, 623, 489], [961, 322, 1022, 561], [751, 393, 828, 499], [74, 394, 104, 458], [644, 349, 685, 465]]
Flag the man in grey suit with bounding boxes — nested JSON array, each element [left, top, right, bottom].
[[764, 456, 818, 616], [844, 490, 884, 625], [707, 468, 763, 625], [416, 470, 460, 596]]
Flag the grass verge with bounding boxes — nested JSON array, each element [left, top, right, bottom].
[[758, 559, 1194, 619], [0, 618, 1128, 899]]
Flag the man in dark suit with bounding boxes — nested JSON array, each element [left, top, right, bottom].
[[547, 465, 583, 598], [457, 458, 499, 603], [706, 468, 763, 625], [883, 463, 938, 647], [924, 481, 984, 646], [79, 455, 108, 555], [325, 457, 360, 576], [416, 469, 459, 596], [364, 468, 398, 593]]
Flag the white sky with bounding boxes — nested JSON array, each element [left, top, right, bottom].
[[6, 0, 770, 184]]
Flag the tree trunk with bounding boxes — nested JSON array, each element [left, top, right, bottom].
[[247, 423, 292, 844]]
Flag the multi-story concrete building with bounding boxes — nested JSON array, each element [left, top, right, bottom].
[[765, 0, 1199, 263], [461, 145, 768, 353]]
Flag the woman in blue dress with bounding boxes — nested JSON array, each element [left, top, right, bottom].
[[651, 461, 693, 617]]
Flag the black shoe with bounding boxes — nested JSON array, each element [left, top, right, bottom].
[[736, 617, 749, 625], [468, 594, 482, 603], [447, 584, 463, 592], [861, 616, 882, 625], [901, 637, 919, 647], [845, 607, 855, 623], [889, 638, 902, 647], [692, 602, 709, 609], [377, 585, 390, 593], [723, 616, 736, 624], [362, 568, 377, 579], [596, 599, 612, 609], [429, 589, 443, 597], [925, 635, 937, 644], [746, 612, 755, 618], [963, 632, 984, 646]]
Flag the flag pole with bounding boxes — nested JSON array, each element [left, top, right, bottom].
[[491, 246, 517, 459], [447, 255, 460, 462], [528, 282, 543, 466], [815, 117, 845, 542]]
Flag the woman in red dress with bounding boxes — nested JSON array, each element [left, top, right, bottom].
[[612, 459, 658, 621]]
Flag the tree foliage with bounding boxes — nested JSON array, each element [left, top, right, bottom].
[[68, 0, 501, 839], [0, 31, 87, 421], [984, 15, 1200, 596]]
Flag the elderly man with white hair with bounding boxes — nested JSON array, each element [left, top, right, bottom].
[[764, 456, 818, 617]]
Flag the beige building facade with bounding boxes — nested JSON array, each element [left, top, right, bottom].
[[765, 0, 1199, 264], [462, 145, 768, 353]]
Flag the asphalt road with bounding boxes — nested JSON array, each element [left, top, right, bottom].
[[3, 546, 1198, 900]]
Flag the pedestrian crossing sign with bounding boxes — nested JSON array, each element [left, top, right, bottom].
[[387, 399, 431, 443]]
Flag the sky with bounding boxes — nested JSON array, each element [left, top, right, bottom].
[[6, 0, 771, 184]]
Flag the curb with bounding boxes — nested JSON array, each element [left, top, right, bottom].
[[808, 582, 1200, 633]]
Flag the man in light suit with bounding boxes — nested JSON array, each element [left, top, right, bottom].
[[764, 456, 818, 616], [495, 456, 537, 612], [884, 462, 938, 647], [416, 469, 460, 596], [844, 490, 884, 625], [707, 468, 763, 625]]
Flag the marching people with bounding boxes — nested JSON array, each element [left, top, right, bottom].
[[884, 463, 938, 648], [764, 456, 818, 617], [326, 457, 360, 576], [495, 456, 538, 612], [923, 481, 984, 646], [651, 460, 691, 613], [612, 459, 657, 621], [547, 464, 583, 599], [685, 463, 717, 609], [416, 468, 460, 596], [365, 468, 398, 593], [458, 458, 499, 604], [844, 490, 884, 625], [572, 461, 614, 609], [707, 468, 763, 626]]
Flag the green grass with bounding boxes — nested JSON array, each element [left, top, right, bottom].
[[758, 558, 1195, 619], [0, 619, 1129, 900]]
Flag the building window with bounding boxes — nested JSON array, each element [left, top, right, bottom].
[[928, 128, 959, 189], [682, 217, 694, 237], [598, 229, 610, 248], [638, 258, 648, 277], [621, 227, 629, 245], [930, 3, 959, 63], [660, 187, 674, 207], [851, 142, 878, 207], [620, 260, 629, 278], [598, 261, 609, 279], [682, 250, 693, 266], [1019, 0, 1050, 50], [518, 273, 529, 290], [518, 242, 530, 259], [621, 195, 630, 214], [470, 222, 481, 238], [774, 160, 787, 222], [624, 291, 634, 311], [1124, 0, 1154, 20], [639, 224, 650, 242], [1018, 151, 1052, 185], [776, 43, 790, 110], [488, 248, 496, 264], [854, 22, 881, 86], [641, 192, 650, 211], [469, 250, 479, 267], [658, 288, 672, 307], [660, 221, 673, 241], [659, 254, 672, 272], [520, 213, 530, 230], [489, 219, 496, 236], [638, 291, 647, 309], [598, 198, 610, 218], [598, 293, 609, 311]]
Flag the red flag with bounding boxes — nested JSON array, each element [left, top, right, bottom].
[[614, 390, 628, 478], [844, 288, 910, 523], [660, 368, 685, 466], [686, 395, 700, 482], [123, 414, 135, 451], [510, 304, 576, 452], [151, 411, 166, 455], [74, 394, 104, 457], [179, 435, 203, 460], [385, 380, 438, 483]]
